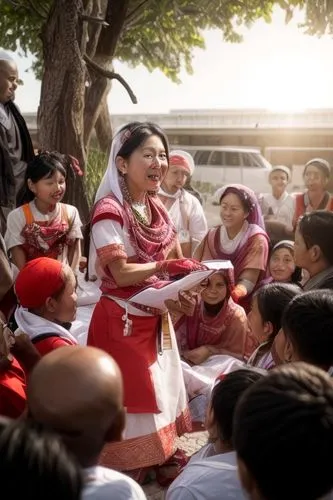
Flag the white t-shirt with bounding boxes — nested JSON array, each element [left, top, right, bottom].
[[159, 188, 207, 251], [82, 466, 147, 500], [166, 451, 245, 500], [259, 192, 295, 229]]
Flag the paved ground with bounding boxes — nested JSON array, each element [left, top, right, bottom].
[[142, 431, 209, 499]]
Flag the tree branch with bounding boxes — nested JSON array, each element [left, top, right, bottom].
[[80, 14, 109, 26], [125, 0, 151, 28], [83, 54, 137, 104], [26, 0, 48, 18]]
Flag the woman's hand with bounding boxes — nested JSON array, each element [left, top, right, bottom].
[[182, 346, 211, 365], [157, 258, 208, 278], [165, 290, 197, 316]]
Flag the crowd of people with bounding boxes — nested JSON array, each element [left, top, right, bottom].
[[1, 50, 333, 499]]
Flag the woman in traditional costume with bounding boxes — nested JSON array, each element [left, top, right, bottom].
[[14, 257, 78, 356], [194, 184, 269, 312], [158, 150, 208, 257], [86, 122, 206, 485], [5, 152, 82, 271]]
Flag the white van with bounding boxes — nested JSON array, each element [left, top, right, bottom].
[[177, 146, 272, 196]]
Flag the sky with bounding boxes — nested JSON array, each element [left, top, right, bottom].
[[6, 6, 333, 113]]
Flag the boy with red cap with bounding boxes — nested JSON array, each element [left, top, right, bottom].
[[158, 150, 207, 257], [14, 257, 78, 356]]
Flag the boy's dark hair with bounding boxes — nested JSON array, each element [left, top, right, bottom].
[[211, 368, 264, 444], [298, 211, 333, 266], [282, 289, 333, 370], [234, 362, 333, 500]]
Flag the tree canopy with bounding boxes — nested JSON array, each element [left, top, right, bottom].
[[0, 0, 315, 84]]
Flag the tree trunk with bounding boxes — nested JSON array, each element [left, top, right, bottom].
[[38, 0, 91, 221], [83, 0, 130, 150], [95, 94, 113, 153], [83, 57, 112, 149]]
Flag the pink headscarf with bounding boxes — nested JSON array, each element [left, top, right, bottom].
[[216, 184, 265, 229]]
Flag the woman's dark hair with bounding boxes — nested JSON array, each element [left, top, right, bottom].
[[220, 186, 253, 214], [255, 282, 301, 343], [0, 418, 83, 500], [211, 369, 264, 444], [17, 151, 77, 206], [116, 121, 169, 161], [282, 289, 333, 370], [269, 241, 302, 284], [303, 158, 331, 179], [234, 362, 333, 500], [298, 211, 333, 266], [84, 121, 169, 279]]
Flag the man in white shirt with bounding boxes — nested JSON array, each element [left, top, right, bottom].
[[27, 345, 146, 500], [159, 150, 208, 257]]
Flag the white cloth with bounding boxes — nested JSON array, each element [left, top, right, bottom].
[[94, 125, 126, 204], [219, 221, 249, 254], [182, 356, 244, 399], [0, 50, 15, 62], [158, 187, 207, 253], [260, 192, 295, 228], [5, 201, 83, 262], [166, 451, 246, 500], [82, 465, 146, 500], [14, 307, 77, 344]]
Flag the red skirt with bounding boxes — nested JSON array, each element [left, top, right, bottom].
[[87, 297, 160, 413]]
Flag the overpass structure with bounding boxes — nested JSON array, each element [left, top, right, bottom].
[[25, 107, 333, 169]]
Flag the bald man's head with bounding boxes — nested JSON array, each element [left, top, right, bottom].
[[0, 59, 18, 103], [27, 346, 125, 467]]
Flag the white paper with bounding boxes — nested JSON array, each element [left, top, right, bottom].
[[130, 269, 214, 311], [202, 260, 233, 271]]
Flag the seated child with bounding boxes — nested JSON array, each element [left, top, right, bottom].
[[247, 282, 301, 370], [14, 257, 78, 356], [172, 265, 254, 400], [268, 240, 302, 284], [167, 369, 264, 500], [5, 152, 82, 271], [273, 289, 333, 373], [234, 363, 333, 500]]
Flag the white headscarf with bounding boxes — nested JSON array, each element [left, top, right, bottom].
[[94, 124, 129, 204], [0, 50, 15, 62], [169, 149, 195, 176]]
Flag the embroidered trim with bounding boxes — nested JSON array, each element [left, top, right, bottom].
[[98, 408, 192, 471], [97, 243, 127, 267]]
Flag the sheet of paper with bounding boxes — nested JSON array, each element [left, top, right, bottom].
[[130, 269, 214, 311], [202, 259, 233, 271]]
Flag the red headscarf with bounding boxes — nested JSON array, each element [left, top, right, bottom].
[[15, 258, 64, 308]]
